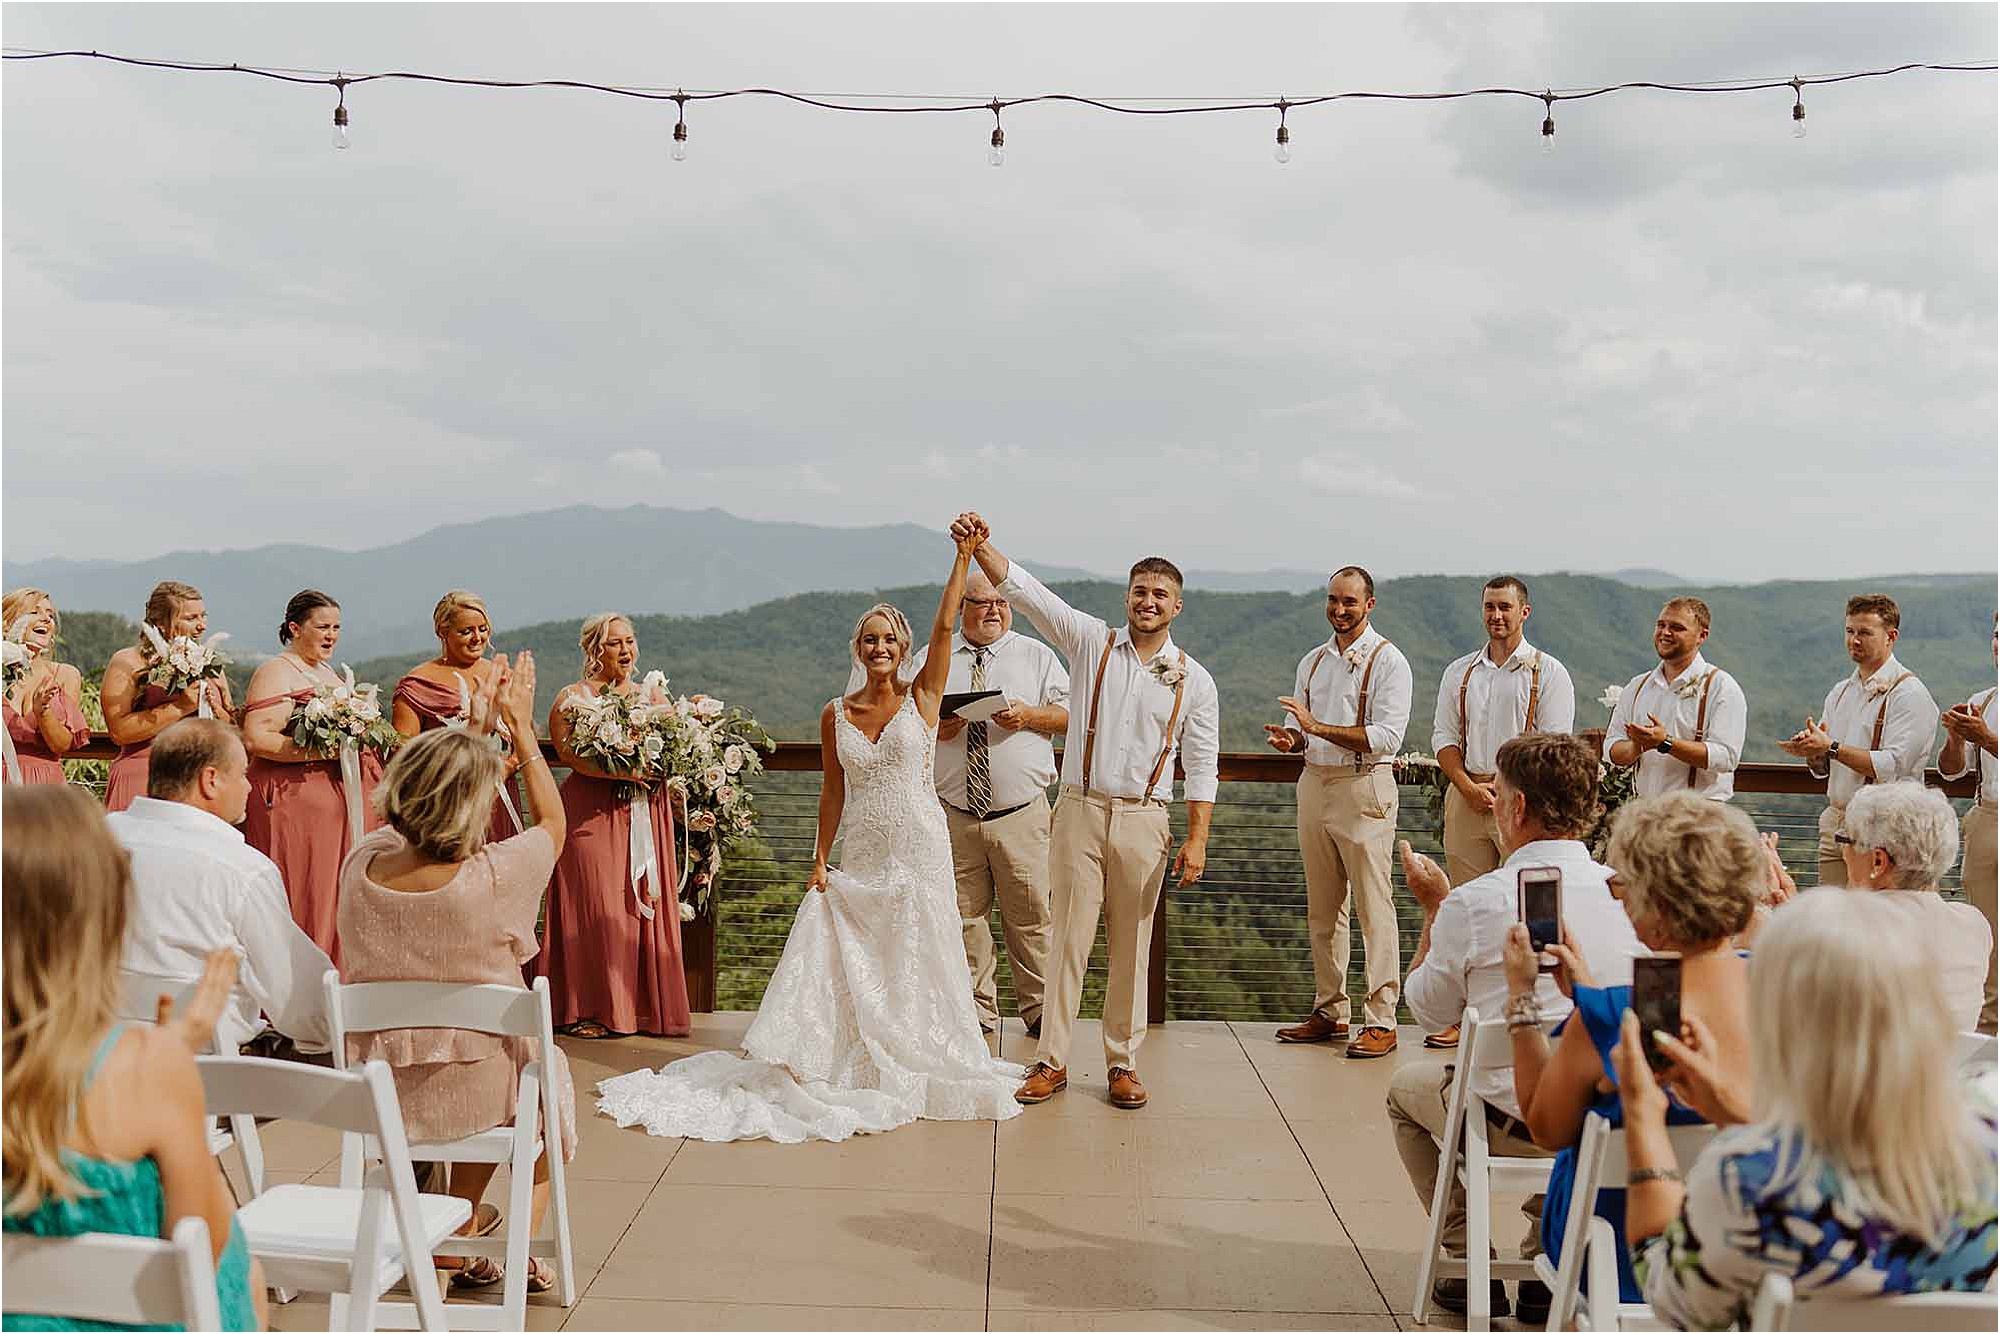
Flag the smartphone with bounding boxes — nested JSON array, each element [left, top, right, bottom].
[[1631, 953, 1684, 1073], [1516, 866, 1563, 959]]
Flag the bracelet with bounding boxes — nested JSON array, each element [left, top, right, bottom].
[[1628, 1167, 1682, 1187], [1503, 992, 1543, 1031]]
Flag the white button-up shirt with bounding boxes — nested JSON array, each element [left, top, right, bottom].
[[1939, 685, 1998, 804], [1276, 625, 1413, 769], [1404, 839, 1642, 1120], [998, 563, 1221, 804], [910, 630, 1070, 812], [1429, 640, 1577, 775], [108, 797, 334, 1054], [1815, 655, 1941, 808], [1602, 653, 1748, 802]]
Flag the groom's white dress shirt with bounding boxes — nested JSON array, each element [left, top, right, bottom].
[[909, 630, 1070, 811], [1603, 653, 1748, 801], [1812, 655, 1940, 807], [1277, 626, 1413, 769], [108, 796, 334, 1054], [998, 563, 1220, 804], [1429, 639, 1576, 775]]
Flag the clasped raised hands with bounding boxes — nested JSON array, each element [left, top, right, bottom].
[[948, 513, 990, 553]]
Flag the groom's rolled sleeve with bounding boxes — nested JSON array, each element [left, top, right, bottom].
[[998, 563, 1104, 663], [1180, 674, 1221, 804]]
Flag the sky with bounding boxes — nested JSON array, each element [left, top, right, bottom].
[[3, 2, 1995, 582]]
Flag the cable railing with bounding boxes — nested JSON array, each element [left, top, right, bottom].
[[59, 732, 1980, 1021]]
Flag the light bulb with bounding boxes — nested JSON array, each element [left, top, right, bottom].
[[332, 104, 350, 150], [1791, 104, 1807, 139], [1541, 117, 1556, 154], [672, 120, 688, 161], [988, 126, 1005, 168], [1274, 125, 1291, 164]]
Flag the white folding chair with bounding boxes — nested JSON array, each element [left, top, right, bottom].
[[118, 968, 271, 1206], [325, 972, 578, 1330], [1534, 1111, 1716, 1331], [1749, 1271, 1998, 1330], [1955, 1030, 1996, 1069], [4, 1215, 224, 1329], [1411, 1007, 1559, 1332], [198, 1055, 469, 1331]]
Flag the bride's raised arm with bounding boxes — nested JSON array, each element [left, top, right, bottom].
[[912, 529, 977, 729]]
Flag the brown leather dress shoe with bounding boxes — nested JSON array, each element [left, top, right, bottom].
[[1014, 1061, 1067, 1104], [1424, 1024, 1461, 1050], [1346, 1026, 1399, 1059], [1107, 1067, 1148, 1109], [1275, 1013, 1350, 1044]]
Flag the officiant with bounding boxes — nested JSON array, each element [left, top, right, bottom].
[[913, 569, 1070, 1038]]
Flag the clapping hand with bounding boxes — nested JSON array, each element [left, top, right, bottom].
[[1275, 696, 1322, 741], [1398, 840, 1451, 913], [31, 672, 61, 717], [470, 660, 506, 735], [1943, 703, 1997, 751], [156, 948, 240, 1053], [1623, 713, 1669, 750], [1776, 716, 1832, 760], [1758, 832, 1797, 908], [1262, 723, 1301, 753]]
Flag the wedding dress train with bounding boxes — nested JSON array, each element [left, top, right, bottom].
[[595, 692, 1023, 1142]]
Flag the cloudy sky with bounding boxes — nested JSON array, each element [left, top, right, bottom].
[[4, 2, 1994, 581]]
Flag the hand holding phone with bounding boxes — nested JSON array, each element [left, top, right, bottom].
[[1631, 953, 1684, 1074], [1517, 866, 1563, 968]]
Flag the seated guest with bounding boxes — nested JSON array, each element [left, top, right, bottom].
[[337, 652, 572, 1293], [1836, 780, 1994, 1031], [1503, 791, 1758, 1305], [109, 718, 334, 1055], [2, 785, 265, 1331], [1392, 733, 1644, 1322], [1619, 891, 1997, 1329]]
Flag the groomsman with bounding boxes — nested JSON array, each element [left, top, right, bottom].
[[1778, 593, 1940, 886], [1938, 616, 1996, 1034], [1265, 568, 1413, 1059], [918, 569, 1070, 1037], [1602, 597, 1747, 801], [1431, 576, 1576, 886], [955, 514, 1219, 1111]]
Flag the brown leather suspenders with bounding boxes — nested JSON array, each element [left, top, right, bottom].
[[1456, 650, 1544, 755], [1079, 632, 1187, 800]]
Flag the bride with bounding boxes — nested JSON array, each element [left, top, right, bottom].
[[596, 525, 1023, 1142]]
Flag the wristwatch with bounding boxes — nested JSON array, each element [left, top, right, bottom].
[[1655, 738, 1673, 755], [1827, 741, 1841, 762]]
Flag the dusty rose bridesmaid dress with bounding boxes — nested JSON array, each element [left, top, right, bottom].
[[241, 686, 384, 967], [2, 688, 87, 786], [391, 673, 525, 848], [539, 756, 692, 1037], [104, 681, 173, 812]]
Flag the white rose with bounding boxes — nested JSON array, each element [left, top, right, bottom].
[[695, 696, 725, 719], [703, 765, 727, 791], [678, 900, 696, 922], [723, 745, 746, 773], [641, 734, 666, 763], [304, 696, 333, 721], [1598, 685, 1624, 711]]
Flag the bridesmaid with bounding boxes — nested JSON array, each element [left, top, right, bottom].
[[1, 588, 86, 787], [539, 612, 692, 1038], [240, 589, 384, 965], [101, 581, 233, 812], [391, 590, 524, 845]]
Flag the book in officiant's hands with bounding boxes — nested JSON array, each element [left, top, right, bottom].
[[941, 690, 1007, 722]]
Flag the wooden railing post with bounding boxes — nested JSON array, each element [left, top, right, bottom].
[[1148, 885, 1169, 1026], [683, 908, 718, 1014]]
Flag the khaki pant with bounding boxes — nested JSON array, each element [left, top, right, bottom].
[[1443, 779, 1504, 888], [1386, 1059, 1549, 1258], [1299, 764, 1402, 1029], [1817, 804, 1849, 887], [1037, 787, 1172, 1073], [945, 794, 1054, 1031], [1964, 801, 1997, 1035]]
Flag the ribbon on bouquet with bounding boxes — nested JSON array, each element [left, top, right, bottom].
[[1, 727, 21, 784], [336, 741, 366, 845], [627, 788, 662, 920]]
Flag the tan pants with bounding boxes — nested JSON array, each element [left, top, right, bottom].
[[1037, 787, 1172, 1073], [1387, 1059, 1548, 1258], [1964, 801, 1997, 1035], [1443, 780, 1504, 888], [1299, 764, 1402, 1029], [946, 794, 1054, 1031], [1816, 804, 1849, 887]]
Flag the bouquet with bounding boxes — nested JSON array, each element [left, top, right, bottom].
[[651, 684, 774, 919], [2, 614, 37, 694], [557, 672, 677, 800], [289, 667, 402, 760], [140, 624, 232, 713]]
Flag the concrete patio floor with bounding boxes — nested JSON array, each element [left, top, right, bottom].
[[262, 1014, 1542, 1331]]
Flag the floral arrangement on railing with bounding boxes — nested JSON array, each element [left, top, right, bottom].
[[655, 687, 774, 919]]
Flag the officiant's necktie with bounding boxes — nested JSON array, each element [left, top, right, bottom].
[[966, 647, 992, 816]]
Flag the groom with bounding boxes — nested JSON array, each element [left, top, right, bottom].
[[952, 512, 1219, 1110]]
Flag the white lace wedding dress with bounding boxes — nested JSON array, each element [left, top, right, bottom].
[[596, 692, 1024, 1142]]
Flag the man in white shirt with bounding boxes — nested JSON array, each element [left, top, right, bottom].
[[1938, 616, 1997, 1034], [1264, 567, 1414, 1058], [1389, 733, 1642, 1314], [1431, 576, 1577, 885], [1834, 780, 1994, 1032], [1603, 597, 1748, 802], [108, 718, 333, 1055], [1778, 593, 1941, 886], [956, 513, 1220, 1112], [915, 568, 1070, 1037]]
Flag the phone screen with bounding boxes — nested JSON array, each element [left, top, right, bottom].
[[1631, 954, 1684, 1073], [1517, 867, 1562, 955]]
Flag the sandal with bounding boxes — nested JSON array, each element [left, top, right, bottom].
[[562, 1021, 612, 1039], [448, 1257, 505, 1290], [526, 1259, 556, 1294]]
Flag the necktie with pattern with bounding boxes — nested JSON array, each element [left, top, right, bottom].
[[966, 647, 992, 815]]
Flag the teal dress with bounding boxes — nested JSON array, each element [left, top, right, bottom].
[[4, 1025, 257, 1331]]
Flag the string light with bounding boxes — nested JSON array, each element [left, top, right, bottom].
[[2, 48, 1991, 161]]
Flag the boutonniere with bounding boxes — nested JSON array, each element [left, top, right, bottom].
[[1864, 675, 1896, 701], [1147, 658, 1187, 688], [1341, 645, 1366, 671], [1675, 672, 1707, 701]]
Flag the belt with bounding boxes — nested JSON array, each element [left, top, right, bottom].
[[946, 799, 1033, 823], [1059, 783, 1166, 807], [1303, 760, 1387, 778], [1484, 1102, 1531, 1144]]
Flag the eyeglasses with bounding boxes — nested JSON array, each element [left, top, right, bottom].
[[962, 598, 1009, 611], [1834, 834, 1861, 846]]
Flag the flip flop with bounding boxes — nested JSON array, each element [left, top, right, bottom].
[[448, 1257, 504, 1290]]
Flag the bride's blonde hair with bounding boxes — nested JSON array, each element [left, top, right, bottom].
[[849, 604, 913, 676]]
